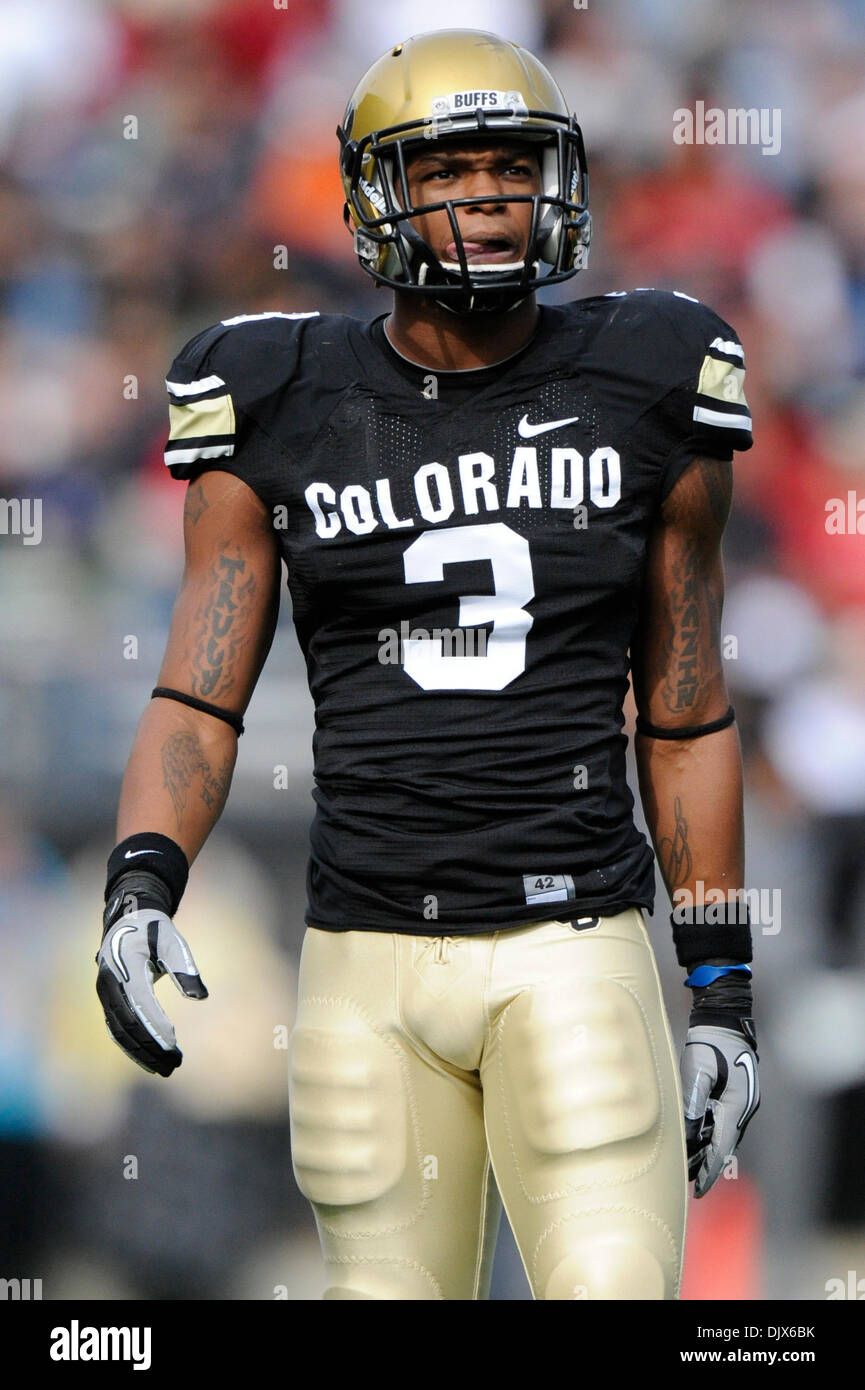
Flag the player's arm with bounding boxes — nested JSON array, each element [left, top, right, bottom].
[[96, 469, 280, 1078], [631, 455, 759, 1196], [631, 454, 742, 908], [116, 469, 280, 859]]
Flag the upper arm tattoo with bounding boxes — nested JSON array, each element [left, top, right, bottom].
[[191, 549, 258, 701], [694, 458, 733, 532], [637, 457, 732, 720], [184, 480, 210, 527], [168, 472, 280, 713], [660, 532, 719, 714]]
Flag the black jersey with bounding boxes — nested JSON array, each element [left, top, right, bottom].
[[163, 289, 752, 934]]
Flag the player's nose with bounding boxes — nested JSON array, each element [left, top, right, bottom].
[[460, 168, 508, 205]]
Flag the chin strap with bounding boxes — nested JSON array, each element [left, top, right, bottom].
[[434, 293, 534, 316], [427, 259, 541, 316]]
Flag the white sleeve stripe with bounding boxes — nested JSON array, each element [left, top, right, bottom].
[[164, 443, 236, 465], [165, 374, 226, 398], [693, 405, 752, 431], [708, 336, 744, 361], [219, 311, 320, 326]]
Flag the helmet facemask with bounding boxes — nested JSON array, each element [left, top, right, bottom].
[[339, 109, 591, 315]]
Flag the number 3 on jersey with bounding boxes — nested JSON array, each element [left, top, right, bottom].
[[402, 522, 534, 691]]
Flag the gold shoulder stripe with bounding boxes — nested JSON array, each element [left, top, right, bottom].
[[697, 355, 748, 409], [168, 392, 235, 445]]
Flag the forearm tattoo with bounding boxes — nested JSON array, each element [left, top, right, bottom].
[[658, 795, 693, 888], [161, 731, 233, 831], [191, 551, 257, 700]]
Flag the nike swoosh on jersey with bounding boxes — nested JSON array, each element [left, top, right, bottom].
[[110, 923, 138, 983], [517, 413, 580, 438]]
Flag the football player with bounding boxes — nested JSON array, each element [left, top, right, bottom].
[[96, 29, 760, 1299]]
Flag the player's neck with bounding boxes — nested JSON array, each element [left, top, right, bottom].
[[383, 293, 540, 372]]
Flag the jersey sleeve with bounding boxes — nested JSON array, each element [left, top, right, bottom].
[[162, 311, 318, 484], [655, 295, 753, 501], [164, 322, 240, 480]]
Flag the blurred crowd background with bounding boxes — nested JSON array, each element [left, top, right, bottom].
[[1, 0, 864, 1300]]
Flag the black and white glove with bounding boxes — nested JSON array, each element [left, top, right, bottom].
[[95, 871, 207, 1078], [680, 966, 760, 1198]]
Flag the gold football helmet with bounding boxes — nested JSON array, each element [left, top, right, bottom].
[[336, 29, 591, 313]]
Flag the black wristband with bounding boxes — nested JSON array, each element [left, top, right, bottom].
[[105, 833, 189, 918], [671, 903, 753, 970]]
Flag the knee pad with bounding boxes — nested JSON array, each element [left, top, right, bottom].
[[289, 997, 411, 1212], [322, 1258, 445, 1300], [323, 1286, 376, 1300], [542, 1224, 673, 1300]]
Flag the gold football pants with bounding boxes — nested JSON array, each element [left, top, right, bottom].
[[288, 909, 688, 1299]]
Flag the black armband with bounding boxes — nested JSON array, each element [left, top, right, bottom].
[[670, 901, 753, 970], [105, 832, 189, 918], [152, 686, 244, 737], [636, 704, 735, 740]]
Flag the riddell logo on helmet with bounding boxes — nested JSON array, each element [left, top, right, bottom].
[[359, 176, 387, 215]]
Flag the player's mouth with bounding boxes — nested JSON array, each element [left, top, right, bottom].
[[442, 235, 522, 264]]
